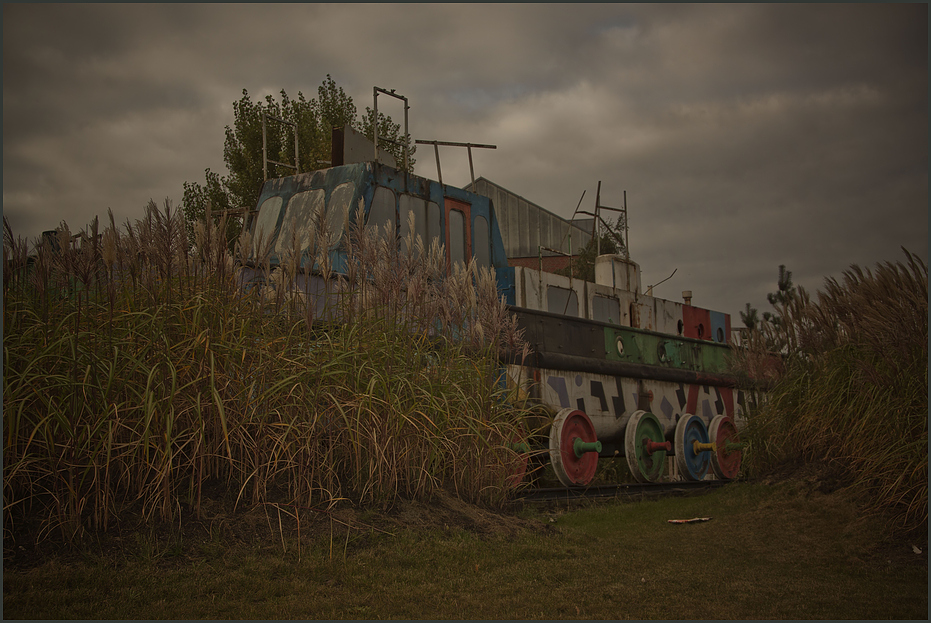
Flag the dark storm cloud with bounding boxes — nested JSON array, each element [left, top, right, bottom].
[[430, 4, 927, 314], [5, 5, 209, 129], [3, 3, 926, 320]]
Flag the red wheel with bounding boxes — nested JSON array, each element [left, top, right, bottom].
[[709, 414, 742, 480], [549, 408, 600, 486]]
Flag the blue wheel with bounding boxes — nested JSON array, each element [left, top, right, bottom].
[[674, 414, 712, 481]]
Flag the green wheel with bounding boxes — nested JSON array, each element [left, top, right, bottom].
[[624, 410, 670, 483]]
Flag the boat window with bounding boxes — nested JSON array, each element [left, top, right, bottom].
[[473, 215, 490, 268], [593, 294, 621, 325], [426, 201, 441, 248], [547, 286, 579, 317], [368, 186, 396, 240], [325, 182, 355, 248], [400, 194, 426, 249], [251, 196, 283, 259], [275, 189, 325, 256], [399, 196, 443, 256], [448, 209, 466, 268]]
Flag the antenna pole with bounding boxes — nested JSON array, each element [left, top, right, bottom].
[[262, 113, 267, 181], [372, 87, 378, 162], [595, 181, 602, 256]]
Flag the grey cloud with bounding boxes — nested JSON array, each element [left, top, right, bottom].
[[2, 3, 926, 321]]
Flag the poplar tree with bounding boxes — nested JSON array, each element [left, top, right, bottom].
[[182, 75, 414, 248]]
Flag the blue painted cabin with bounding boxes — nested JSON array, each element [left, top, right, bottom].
[[241, 161, 512, 290]]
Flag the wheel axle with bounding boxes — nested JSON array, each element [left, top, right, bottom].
[[573, 438, 602, 458], [724, 440, 746, 454], [692, 440, 716, 454]]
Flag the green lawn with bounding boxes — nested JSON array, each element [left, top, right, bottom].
[[4, 481, 927, 620]]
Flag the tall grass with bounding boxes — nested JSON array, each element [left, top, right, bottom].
[[3, 201, 533, 543], [737, 249, 927, 534]]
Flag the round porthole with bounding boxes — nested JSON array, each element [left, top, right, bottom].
[[677, 320, 683, 335], [716, 327, 725, 343], [616, 336, 625, 356], [697, 323, 705, 339]]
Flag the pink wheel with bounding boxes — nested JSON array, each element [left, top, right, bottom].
[[548, 408, 601, 486], [709, 414, 743, 480]]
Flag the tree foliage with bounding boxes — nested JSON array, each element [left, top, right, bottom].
[[762, 264, 796, 327], [555, 216, 626, 282], [741, 264, 797, 331], [182, 75, 415, 249], [181, 169, 237, 250], [740, 302, 760, 330]]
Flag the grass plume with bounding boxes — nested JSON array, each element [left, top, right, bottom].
[[737, 249, 927, 535], [3, 201, 532, 543]]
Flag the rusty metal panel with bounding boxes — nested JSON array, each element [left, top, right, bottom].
[[682, 306, 712, 340], [515, 308, 604, 359]]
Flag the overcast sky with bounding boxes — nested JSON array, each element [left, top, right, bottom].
[[3, 3, 927, 321]]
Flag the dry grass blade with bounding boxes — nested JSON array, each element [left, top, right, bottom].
[[3, 205, 532, 542], [739, 249, 927, 536]]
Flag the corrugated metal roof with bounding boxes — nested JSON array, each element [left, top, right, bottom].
[[465, 177, 592, 259], [571, 217, 595, 236]]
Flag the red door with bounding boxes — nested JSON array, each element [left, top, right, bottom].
[[444, 198, 472, 271]]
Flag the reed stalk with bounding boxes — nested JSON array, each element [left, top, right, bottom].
[[736, 249, 927, 535], [3, 200, 531, 543]]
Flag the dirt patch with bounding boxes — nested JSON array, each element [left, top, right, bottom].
[[381, 489, 547, 538], [179, 490, 551, 557], [3, 488, 551, 570], [759, 458, 867, 499]]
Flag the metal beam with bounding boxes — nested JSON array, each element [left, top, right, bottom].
[[413, 140, 496, 187], [373, 87, 410, 172]]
